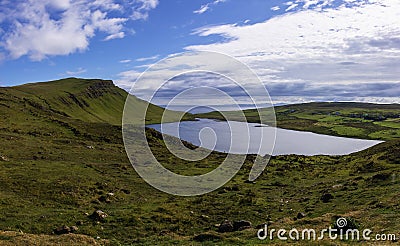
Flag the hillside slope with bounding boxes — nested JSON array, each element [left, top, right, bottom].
[[0, 78, 192, 143], [5, 77, 190, 126], [0, 80, 399, 245]]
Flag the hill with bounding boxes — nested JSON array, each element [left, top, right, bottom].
[[0, 78, 193, 143], [4, 77, 191, 126], [0, 80, 399, 245]]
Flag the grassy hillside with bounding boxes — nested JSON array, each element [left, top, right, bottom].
[[0, 78, 193, 144], [0, 81, 399, 245], [5, 77, 192, 126], [197, 102, 400, 140]]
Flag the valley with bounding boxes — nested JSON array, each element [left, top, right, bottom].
[[0, 78, 399, 245]]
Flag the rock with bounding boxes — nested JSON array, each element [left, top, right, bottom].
[[54, 225, 70, 235], [332, 184, 343, 190], [201, 214, 209, 220], [54, 225, 78, 235], [321, 193, 334, 203], [371, 173, 391, 181], [296, 212, 306, 219], [70, 226, 79, 233], [218, 220, 234, 233], [121, 189, 130, 194], [233, 220, 252, 231], [89, 210, 108, 221], [98, 195, 111, 203], [158, 229, 170, 236]]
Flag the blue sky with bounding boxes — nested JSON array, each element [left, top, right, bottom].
[[0, 0, 399, 105]]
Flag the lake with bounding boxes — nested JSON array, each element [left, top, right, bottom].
[[148, 118, 383, 156]]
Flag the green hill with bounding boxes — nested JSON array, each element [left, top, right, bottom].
[[0, 78, 192, 143], [4, 77, 190, 126], [0, 80, 399, 245]]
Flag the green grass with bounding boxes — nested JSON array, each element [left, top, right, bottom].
[[4, 77, 193, 126], [374, 118, 400, 129], [0, 80, 399, 245], [331, 125, 366, 137]]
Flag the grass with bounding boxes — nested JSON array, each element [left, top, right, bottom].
[[0, 79, 399, 245]]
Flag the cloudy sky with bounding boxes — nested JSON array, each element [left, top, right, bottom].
[[0, 0, 399, 106]]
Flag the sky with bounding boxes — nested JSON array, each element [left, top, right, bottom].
[[0, 0, 399, 107]]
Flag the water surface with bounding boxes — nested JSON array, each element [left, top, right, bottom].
[[148, 118, 383, 156]]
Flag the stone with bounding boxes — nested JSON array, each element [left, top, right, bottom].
[[201, 214, 209, 220], [321, 193, 334, 203], [54, 225, 71, 235], [89, 210, 108, 221], [233, 220, 252, 231], [70, 226, 79, 233], [296, 212, 306, 219], [218, 220, 234, 233]]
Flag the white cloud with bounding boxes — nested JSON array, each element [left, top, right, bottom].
[[91, 10, 127, 34], [0, 0, 159, 61], [187, 0, 400, 77], [136, 55, 160, 62], [117, 0, 400, 106], [132, 0, 159, 20], [271, 6, 280, 11], [92, 0, 122, 11], [193, 0, 227, 14], [66, 67, 87, 76], [104, 32, 125, 41], [194, 5, 210, 14], [184, 0, 400, 103], [285, 3, 298, 11], [120, 59, 132, 63]]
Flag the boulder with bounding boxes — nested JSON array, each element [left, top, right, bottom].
[[296, 212, 306, 219], [54, 225, 70, 235], [233, 220, 252, 231], [321, 193, 334, 203], [89, 210, 108, 221], [218, 220, 234, 233], [54, 225, 78, 235]]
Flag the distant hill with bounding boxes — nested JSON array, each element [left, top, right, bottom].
[[197, 102, 400, 140]]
